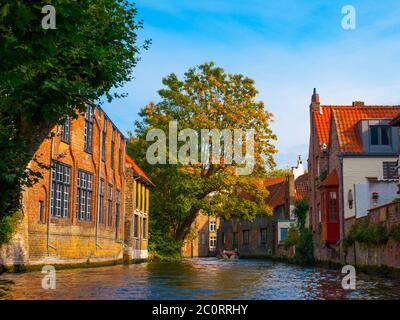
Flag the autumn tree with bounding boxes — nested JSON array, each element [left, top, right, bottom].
[[128, 62, 277, 247], [0, 0, 148, 238]]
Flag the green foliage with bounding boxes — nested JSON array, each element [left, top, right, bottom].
[[389, 224, 400, 241], [0, 0, 148, 219], [129, 62, 277, 248], [293, 199, 309, 231], [283, 226, 300, 249], [293, 229, 314, 266], [343, 220, 389, 248], [0, 211, 23, 244], [149, 228, 182, 261], [266, 168, 291, 177]]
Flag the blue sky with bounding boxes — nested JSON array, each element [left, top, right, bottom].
[[102, 0, 400, 168]]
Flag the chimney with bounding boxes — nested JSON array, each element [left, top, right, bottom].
[[310, 88, 322, 113], [352, 101, 365, 107]]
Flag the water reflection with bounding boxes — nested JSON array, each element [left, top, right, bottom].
[[1, 258, 399, 300]]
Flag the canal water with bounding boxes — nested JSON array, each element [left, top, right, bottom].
[[1, 258, 400, 300]]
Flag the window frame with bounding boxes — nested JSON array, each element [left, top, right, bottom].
[[133, 214, 139, 238], [99, 178, 105, 224], [107, 183, 113, 226], [370, 125, 391, 146], [260, 228, 267, 245], [111, 127, 115, 169], [84, 106, 94, 153], [76, 170, 93, 222], [50, 161, 71, 219], [38, 200, 44, 223], [61, 117, 70, 143], [209, 236, 217, 249]]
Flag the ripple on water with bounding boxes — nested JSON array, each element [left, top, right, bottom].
[[1, 258, 400, 300]]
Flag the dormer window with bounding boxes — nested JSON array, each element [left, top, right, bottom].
[[370, 125, 390, 146]]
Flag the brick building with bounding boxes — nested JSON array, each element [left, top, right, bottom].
[[0, 105, 151, 268], [181, 213, 220, 258], [307, 89, 400, 263], [124, 155, 153, 261], [217, 157, 309, 258]]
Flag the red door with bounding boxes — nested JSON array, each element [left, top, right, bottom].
[[323, 188, 340, 243]]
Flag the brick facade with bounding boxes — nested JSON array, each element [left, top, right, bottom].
[[181, 213, 220, 258], [0, 106, 151, 268], [307, 90, 400, 265]]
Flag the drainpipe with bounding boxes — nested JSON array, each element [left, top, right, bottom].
[[94, 114, 103, 249]]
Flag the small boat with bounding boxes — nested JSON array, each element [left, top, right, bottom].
[[218, 248, 239, 260]]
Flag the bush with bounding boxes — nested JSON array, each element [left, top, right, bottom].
[[148, 228, 182, 261], [389, 224, 400, 241], [283, 227, 300, 249], [343, 220, 389, 248], [0, 211, 23, 244], [293, 229, 314, 266]]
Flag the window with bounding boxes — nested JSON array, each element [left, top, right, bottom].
[[370, 125, 390, 146], [260, 228, 267, 245], [84, 106, 94, 153], [38, 201, 44, 223], [243, 230, 249, 245], [209, 236, 217, 249], [61, 117, 70, 143], [50, 162, 70, 218], [134, 214, 139, 238], [76, 170, 93, 221], [233, 232, 238, 247], [209, 220, 216, 232], [115, 189, 120, 240], [107, 184, 113, 226], [142, 217, 147, 239], [136, 183, 141, 211], [383, 161, 399, 180], [111, 128, 115, 169], [280, 227, 288, 241], [102, 118, 106, 161], [329, 191, 337, 222], [99, 178, 105, 224]]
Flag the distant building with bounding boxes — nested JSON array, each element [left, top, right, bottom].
[[217, 157, 309, 258], [124, 155, 153, 261], [181, 213, 220, 258], [0, 105, 152, 268], [307, 89, 400, 263]]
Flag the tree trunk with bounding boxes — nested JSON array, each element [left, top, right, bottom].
[[175, 207, 201, 241]]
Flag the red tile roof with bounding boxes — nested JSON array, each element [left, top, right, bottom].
[[313, 105, 400, 153], [321, 169, 339, 187], [125, 155, 153, 185], [295, 173, 309, 200], [263, 177, 286, 208], [264, 176, 286, 187]]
